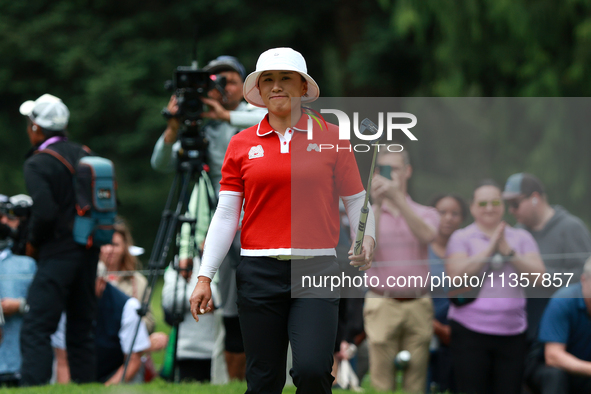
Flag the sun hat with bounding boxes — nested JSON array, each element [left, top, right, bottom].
[[203, 56, 247, 81], [502, 173, 545, 199], [19, 94, 70, 131], [243, 47, 320, 108]]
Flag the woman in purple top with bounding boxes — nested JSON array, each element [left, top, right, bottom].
[[445, 180, 544, 394]]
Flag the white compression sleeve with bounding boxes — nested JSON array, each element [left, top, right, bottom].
[[342, 191, 376, 244], [197, 192, 243, 280]]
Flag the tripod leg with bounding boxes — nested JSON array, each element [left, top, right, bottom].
[[121, 165, 197, 383]]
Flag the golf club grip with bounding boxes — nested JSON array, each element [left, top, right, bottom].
[[354, 207, 369, 256]]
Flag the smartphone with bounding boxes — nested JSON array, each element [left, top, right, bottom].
[[379, 165, 392, 180]]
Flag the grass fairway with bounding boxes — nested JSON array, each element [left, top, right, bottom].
[[2, 279, 411, 393], [0, 379, 408, 393]]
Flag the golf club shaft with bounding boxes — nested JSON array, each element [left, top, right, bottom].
[[353, 144, 379, 256]]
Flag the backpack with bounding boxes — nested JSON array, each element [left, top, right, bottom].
[[38, 147, 117, 248]]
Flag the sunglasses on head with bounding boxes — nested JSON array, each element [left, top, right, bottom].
[[477, 199, 502, 207]]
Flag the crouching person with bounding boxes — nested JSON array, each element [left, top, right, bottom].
[[52, 262, 150, 385], [526, 256, 591, 393]]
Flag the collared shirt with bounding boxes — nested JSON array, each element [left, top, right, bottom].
[[366, 197, 439, 296], [538, 283, 591, 361], [446, 223, 540, 336], [220, 113, 364, 256]]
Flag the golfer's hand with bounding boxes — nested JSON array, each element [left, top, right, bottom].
[[189, 277, 214, 322], [348, 235, 375, 271]]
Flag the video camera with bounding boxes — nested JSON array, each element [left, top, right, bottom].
[[162, 63, 228, 164], [164, 65, 227, 123]]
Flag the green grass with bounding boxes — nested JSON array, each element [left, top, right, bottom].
[[149, 277, 170, 369], [0, 278, 431, 393], [0, 379, 412, 393]]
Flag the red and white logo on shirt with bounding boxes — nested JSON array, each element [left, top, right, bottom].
[[248, 145, 264, 159]]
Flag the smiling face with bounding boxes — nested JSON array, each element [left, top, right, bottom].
[[436, 197, 464, 238], [257, 70, 307, 117], [471, 185, 505, 229]]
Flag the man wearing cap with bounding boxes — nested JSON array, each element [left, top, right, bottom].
[[502, 173, 591, 392], [151, 56, 265, 381], [151, 55, 267, 188], [502, 173, 591, 338], [18, 94, 100, 386]]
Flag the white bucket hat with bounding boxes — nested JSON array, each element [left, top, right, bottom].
[[243, 47, 320, 108], [19, 93, 70, 131]]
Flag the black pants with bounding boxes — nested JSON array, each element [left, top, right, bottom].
[[177, 359, 211, 383], [236, 256, 339, 394], [525, 348, 591, 394], [224, 316, 245, 353], [450, 320, 526, 394], [429, 344, 455, 392], [20, 249, 99, 386]]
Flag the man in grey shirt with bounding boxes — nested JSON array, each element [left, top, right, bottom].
[[502, 172, 591, 338], [151, 56, 266, 380]]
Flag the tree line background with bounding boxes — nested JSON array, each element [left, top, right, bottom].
[[1, 0, 590, 258]]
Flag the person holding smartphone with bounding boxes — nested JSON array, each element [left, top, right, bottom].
[[364, 150, 440, 394]]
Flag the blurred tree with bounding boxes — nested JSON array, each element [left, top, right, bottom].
[[0, 0, 589, 256]]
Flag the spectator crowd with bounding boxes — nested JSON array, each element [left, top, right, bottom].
[[1, 52, 590, 394]]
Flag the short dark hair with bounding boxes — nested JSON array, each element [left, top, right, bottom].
[[430, 194, 469, 221], [472, 179, 501, 202], [519, 173, 545, 197]]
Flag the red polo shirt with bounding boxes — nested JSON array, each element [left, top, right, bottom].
[[220, 112, 364, 256]]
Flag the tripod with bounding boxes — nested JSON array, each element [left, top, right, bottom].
[[122, 127, 217, 383]]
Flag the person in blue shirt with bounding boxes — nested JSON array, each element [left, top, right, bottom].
[[529, 257, 591, 393], [0, 208, 36, 387]]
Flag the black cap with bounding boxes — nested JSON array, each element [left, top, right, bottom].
[[203, 56, 246, 81]]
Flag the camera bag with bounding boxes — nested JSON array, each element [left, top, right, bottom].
[[38, 149, 117, 248]]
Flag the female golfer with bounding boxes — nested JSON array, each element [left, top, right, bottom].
[[190, 47, 375, 394]]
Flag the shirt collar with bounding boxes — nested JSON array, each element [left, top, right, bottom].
[[256, 112, 311, 137], [0, 249, 10, 261]]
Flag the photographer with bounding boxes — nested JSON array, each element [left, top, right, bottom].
[[18, 94, 100, 386], [0, 194, 33, 256], [0, 196, 36, 387], [151, 56, 265, 381], [151, 55, 267, 189]]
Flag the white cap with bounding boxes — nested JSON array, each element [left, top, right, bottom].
[[243, 47, 320, 108], [19, 94, 70, 131], [9, 194, 33, 207]]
